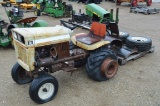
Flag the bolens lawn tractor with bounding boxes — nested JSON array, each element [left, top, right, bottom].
[[11, 21, 154, 104]]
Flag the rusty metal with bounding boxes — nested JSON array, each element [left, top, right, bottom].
[[101, 58, 118, 79], [17, 17, 37, 23], [50, 42, 70, 59], [76, 33, 101, 45], [118, 46, 155, 65], [36, 53, 86, 67]]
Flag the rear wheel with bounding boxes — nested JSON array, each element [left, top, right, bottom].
[[29, 74, 58, 104], [86, 48, 118, 81], [11, 62, 32, 84]]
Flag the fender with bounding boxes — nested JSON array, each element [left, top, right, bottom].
[[7, 24, 22, 32], [32, 20, 48, 27]]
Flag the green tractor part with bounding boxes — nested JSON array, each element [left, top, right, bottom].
[[85, 3, 119, 23], [33, 0, 73, 18], [0, 21, 10, 47]]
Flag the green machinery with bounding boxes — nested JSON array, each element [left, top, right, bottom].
[[0, 20, 10, 47], [6, 6, 24, 24], [33, 0, 73, 17], [62, 3, 119, 30]]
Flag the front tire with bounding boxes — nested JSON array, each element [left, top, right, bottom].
[[11, 62, 32, 84], [29, 74, 58, 104], [86, 48, 118, 82]]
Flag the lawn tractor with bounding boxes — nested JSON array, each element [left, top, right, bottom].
[[11, 21, 154, 103], [0, 0, 36, 10], [115, 0, 152, 7], [33, 0, 73, 17], [0, 0, 13, 7]]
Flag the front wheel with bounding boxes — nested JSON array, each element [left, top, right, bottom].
[[86, 48, 118, 81], [11, 62, 32, 84], [29, 74, 58, 104]]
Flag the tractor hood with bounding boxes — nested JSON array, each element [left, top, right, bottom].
[[12, 25, 72, 47], [85, 3, 110, 18]]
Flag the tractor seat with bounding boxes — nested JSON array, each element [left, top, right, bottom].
[[71, 22, 110, 50]]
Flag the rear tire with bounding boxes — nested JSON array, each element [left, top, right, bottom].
[[29, 74, 58, 104], [86, 48, 118, 81], [125, 36, 152, 52], [11, 62, 32, 84]]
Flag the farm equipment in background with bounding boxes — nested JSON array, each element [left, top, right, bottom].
[[62, 3, 119, 30], [0, 20, 11, 47], [33, 0, 73, 18], [77, 0, 102, 4], [115, 0, 152, 7], [130, 6, 160, 14]]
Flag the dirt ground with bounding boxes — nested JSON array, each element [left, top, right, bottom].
[[0, 1, 160, 106]]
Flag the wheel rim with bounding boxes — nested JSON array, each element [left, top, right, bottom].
[[38, 83, 55, 100], [101, 58, 118, 78], [131, 37, 148, 42]]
